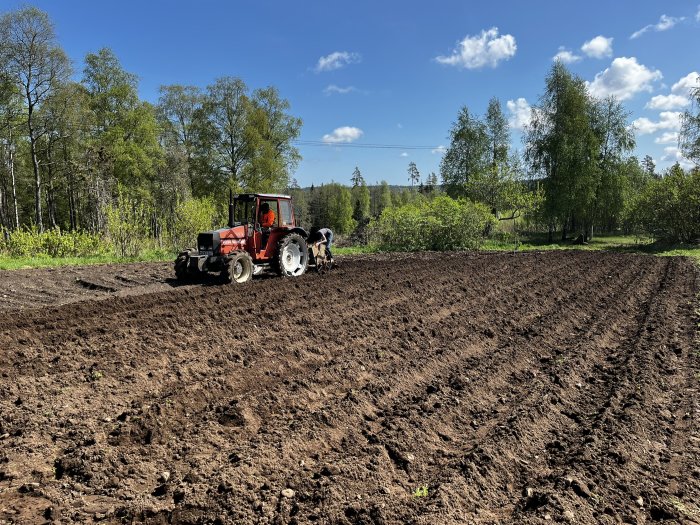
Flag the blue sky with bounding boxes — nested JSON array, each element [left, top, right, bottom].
[[4, 0, 699, 186]]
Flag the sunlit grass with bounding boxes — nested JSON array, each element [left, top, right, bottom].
[[483, 233, 700, 263], [0, 250, 171, 270], [334, 245, 379, 255]]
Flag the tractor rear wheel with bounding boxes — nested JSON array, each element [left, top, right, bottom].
[[225, 251, 254, 284], [273, 233, 308, 277]]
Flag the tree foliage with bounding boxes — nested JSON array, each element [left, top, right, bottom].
[[440, 106, 489, 197], [485, 97, 509, 169], [525, 62, 635, 240], [407, 161, 420, 188], [0, 6, 70, 229], [680, 82, 700, 165], [526, 62, 599, 238], [630, 163, 700, 242]]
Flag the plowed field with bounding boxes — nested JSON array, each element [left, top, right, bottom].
[[0, 251, 698, 525]]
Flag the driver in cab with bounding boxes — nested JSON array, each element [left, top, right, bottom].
[[259, 202, 275, 228], [259, 202, 276, 247]]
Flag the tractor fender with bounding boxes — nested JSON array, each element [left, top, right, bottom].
[[288, 227, 309, 239], [222, 249, 247, 260]]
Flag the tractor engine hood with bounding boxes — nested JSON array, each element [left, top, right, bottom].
[[197, 226, 247, 256]]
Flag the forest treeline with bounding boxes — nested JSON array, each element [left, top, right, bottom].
[[0, 6, 698, 258]]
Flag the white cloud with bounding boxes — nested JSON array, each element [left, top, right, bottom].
[[506, 98, 532, 130], [314, 51, 361, 73], [587, 57, 662, 101], [431, 145, 446, 155], [631, 14, 685, 39], [671, 71, 700, 95], [646, 94, 690, 110], [644, 72, 699, 110], [435, 27, 516, 69], [581, 35, 613, 58], [321, 126, 363, 144], [397, 123, 403, 129], [400, 152, 409, 158], [661, 146, 694, 169], [553, 47, 581, 64], [323, 84, 357, 96], [632, 111, 682, 135], [696, 4, 700, 21], [654, 132, 679, 144]]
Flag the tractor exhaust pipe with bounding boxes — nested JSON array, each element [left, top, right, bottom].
[[228, 189, 234, 228]]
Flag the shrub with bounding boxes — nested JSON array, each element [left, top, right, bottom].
[[372, 196, 495, 252], [0, 226, 108, 258], [629, 165, 700, 243], [169, 197, 217, 252], [104, 190, 152, 258]]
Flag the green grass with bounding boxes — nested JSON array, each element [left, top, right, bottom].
[[483, 233, 700, 263], [0, 249, 172, 270], [334, 245, 379, 256]]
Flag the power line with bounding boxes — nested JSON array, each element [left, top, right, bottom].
[[293, 140, 441, 150]]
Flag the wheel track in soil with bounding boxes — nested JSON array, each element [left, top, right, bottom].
[[276, 252, 692, 520], [413, 257, 670, 524], [326, 255, 670, 524], [0, 251, 697, 525], [258, 254, 696, 524], [505, 256, 700, 524]]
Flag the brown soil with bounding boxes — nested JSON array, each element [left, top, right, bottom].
[[0, 251, 698, 524]]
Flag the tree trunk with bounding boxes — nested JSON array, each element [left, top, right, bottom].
[[64, 141, 76, 230], [9, 128, 19, 229], [68, 183, 75, 230], [27, 104, 43, 232], [46, 143, 57, 229], [0, 178, 5, 230], [561, 217, 568, 242]]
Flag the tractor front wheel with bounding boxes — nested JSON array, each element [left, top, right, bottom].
[[274, 233, 308, 277], [225, 251, 254, 284], [174, 253, 191, 281]]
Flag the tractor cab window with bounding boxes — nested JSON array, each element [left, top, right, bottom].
[[259, 200, 279, 228], [279, 199, 293, 226], [232, 198, 254, 225]]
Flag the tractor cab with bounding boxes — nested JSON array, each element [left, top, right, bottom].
[[229, 193, 298, 260]]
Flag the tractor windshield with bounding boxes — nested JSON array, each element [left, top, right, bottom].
[[232, 198, 255, 226]]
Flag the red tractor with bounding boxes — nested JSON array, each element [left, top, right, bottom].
[[175, 193, 310, 283]]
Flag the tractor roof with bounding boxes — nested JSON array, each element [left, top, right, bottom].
[[235, 193, 292, 200]]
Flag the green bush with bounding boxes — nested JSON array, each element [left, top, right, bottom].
[[104, 187, 153, 258], [371, 196, 495, 251], [169, 197, 217, 252], [0, 226, 108, 257], [630, 166, 700, 243]]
